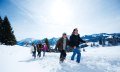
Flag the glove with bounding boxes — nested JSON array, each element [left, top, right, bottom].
[[83, 48, 85, 52]]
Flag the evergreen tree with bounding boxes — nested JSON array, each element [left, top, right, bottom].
[[44, 38, 50, 52], [0, 16, 2, 44], [0, 16, 16, 45], [102, 37, 106, 46], [99, 39, 102, 45], [91, 43, 93, 47]]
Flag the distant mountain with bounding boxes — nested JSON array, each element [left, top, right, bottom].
[[17, 33, 120, 47], [49, 37, 59, 45], [17, 38, 41, 46], [17, 37, 58, 47], [82, 33, 120, 42], [82, 33, 106, 42]]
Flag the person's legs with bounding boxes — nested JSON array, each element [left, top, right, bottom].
[[76, 49, 81, 63], [59, 50, 66, 62], [59, 50, 64, 63], [35, 51, 36, 58], [71, 48, 77, 60], [43, 50, 45, 57], [59, 50, 62, 59], [33, 51, 36, 59], [38, 50, 41, 57], [63, 50, 66, 59]]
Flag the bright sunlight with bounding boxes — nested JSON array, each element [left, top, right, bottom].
[[50, 0, 72, 25]]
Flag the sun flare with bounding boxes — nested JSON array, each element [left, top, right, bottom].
[[50, 0, 71, 25]]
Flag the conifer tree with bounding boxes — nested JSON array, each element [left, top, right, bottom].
[[0, 16, 16, 45], [0, 16, 2, 44]]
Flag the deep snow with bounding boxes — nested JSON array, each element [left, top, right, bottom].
[[0, 45, 120, 72]]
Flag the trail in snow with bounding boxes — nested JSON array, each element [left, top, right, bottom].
[[0, 45, 120, 72]]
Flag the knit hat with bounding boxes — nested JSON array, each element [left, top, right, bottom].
[[63, 32, 66, 35]]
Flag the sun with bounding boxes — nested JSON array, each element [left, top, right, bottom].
[[50, 0, 71, 25]]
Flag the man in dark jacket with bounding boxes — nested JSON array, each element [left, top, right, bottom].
[[55, 33, 69, 63], [70, 28, 86, 63]]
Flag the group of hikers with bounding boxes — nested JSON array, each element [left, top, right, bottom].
[[31, 43, 48, 59], [31, 28, 87, 63], [55, 28, 87, 63]]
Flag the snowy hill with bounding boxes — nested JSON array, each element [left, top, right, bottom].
[[0, 45, 120, 72]]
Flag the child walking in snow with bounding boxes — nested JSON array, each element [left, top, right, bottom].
[[31, 43, 36, 59]]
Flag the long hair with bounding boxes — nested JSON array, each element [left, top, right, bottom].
[[72, 28, 78, 35]]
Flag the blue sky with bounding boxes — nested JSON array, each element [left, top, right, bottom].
[[0, 0, 120, 40]]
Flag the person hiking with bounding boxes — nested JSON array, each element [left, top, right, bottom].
[[37, 43, 42, 57], [31, 43, 36, 59], [55, 33, 69, 63], [42, 43, 48, 57], [70, 28, 86, 63]]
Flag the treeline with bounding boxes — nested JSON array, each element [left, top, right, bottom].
[[91, 34, 120, 47], [0, 16, 16, 45]]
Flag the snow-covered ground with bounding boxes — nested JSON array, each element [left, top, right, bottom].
[[0, 45, 120, 72]]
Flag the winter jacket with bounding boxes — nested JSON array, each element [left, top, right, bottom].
[[69, 34, 86, 47], [31, 45, 36, 53], [42, 44, 48, 51], [37, 44, 42, 52], [55, 37, 69, 51]]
